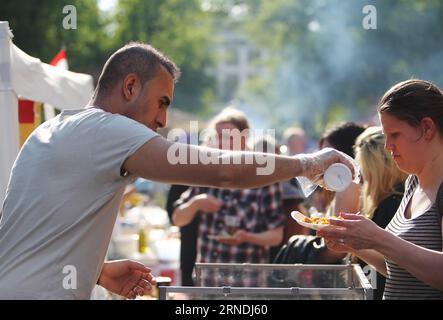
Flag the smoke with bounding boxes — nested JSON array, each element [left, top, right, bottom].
[[269, 0, 368, 131], [239, 0, 443, 136]]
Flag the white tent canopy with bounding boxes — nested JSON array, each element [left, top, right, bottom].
[[0, 21, 94, 202]]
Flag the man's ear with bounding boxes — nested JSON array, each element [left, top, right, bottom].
[[122, 74, 141, 101], [421, 117, 437, 140]]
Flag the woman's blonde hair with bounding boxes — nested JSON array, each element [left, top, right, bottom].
[[354, 126, 408, 219]]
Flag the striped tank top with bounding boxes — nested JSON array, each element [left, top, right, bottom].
[[384, 175, 443, 299]]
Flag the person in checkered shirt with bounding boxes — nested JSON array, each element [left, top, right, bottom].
[[172, 108, 286, 285]]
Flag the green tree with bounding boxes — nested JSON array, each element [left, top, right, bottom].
[[1, 0, 109, 78], [2, 0, 218, 115], [2, 0, 62, 62], [112, 0, 216, 114]]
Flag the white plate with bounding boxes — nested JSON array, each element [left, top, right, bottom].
[[207, 234, 236, 241], [290, 211, 330, 230]]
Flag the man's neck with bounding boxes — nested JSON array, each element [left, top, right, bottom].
[[88, 96, 116, 113]]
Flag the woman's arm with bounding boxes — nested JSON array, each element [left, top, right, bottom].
[[375, 224, 443, 290], [323, 238, 386, 273], [352, 249, 387, 276], [123, 137, 356, 189], [320, 214, 443, 290]]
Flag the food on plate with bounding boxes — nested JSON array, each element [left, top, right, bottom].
[[291, 210, 348, 230], [302, 215, 344, 225]]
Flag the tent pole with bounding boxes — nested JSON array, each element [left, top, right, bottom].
[[0, 21, 19, 203]]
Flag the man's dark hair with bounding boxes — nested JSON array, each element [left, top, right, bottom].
[[319, 122, 366, 158], [94, 42, 180, 97]]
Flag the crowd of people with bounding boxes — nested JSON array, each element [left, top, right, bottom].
[[0, 42, 355, 299], [165, 81, 443, 300]]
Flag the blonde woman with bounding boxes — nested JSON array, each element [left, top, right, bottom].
[[355, 126, 408, 225], [353, 126, 408, 299]]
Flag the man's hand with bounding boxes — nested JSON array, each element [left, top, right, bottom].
[[217, 229, 250, 245], [296, 147, 359, 187], [97, 260, 156, 299], [191, 194, 223, 213]]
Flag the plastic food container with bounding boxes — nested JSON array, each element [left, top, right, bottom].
[[323, 163, 352, 192]]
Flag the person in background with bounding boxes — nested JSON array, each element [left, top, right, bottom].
[[283, 127, 306, 156], [166, 184, 196, 286], [320, 79, 443, 299], [173, 108, 286, 275], [354, 127, 408, 231]]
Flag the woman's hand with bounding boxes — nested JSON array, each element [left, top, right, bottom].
[[323, 238, 355, 253], [317, 213, 384, 251], [98, 260, 156, 299]]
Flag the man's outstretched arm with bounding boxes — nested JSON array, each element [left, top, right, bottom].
[[123, 136, 355, 190]]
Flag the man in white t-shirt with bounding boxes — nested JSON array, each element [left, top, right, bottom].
[[0, 42, 354, 299]]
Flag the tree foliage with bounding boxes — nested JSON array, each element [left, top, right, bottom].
[[237, 0, 443, 134], [112, 0, 216, 114], [1, 0, 217, 114], [1, 0, 108, 77], [3, 0, 443, 129]]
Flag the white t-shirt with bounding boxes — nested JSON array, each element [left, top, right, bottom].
[[0, 107, 158, 299]]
